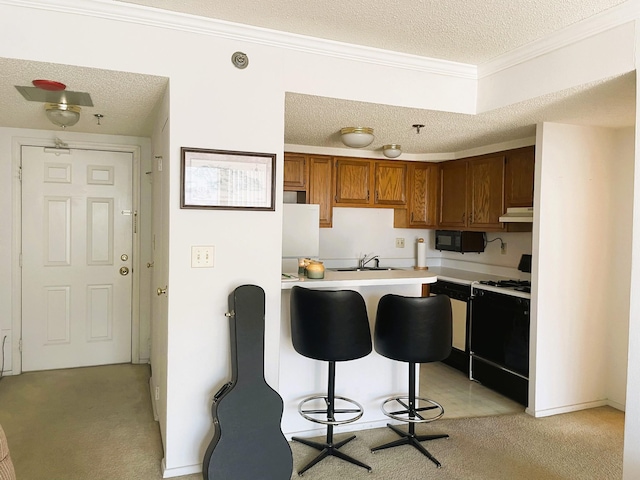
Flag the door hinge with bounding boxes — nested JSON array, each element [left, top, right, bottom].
[[134, 211, 138, 234], [19, 253, 22, 268], [19, 339, 22, 353], [18, 165, 22, 182]]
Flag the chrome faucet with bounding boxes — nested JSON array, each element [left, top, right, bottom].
[[359, 253, 380, 269]]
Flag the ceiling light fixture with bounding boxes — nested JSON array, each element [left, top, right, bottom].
[[45, 103, 81, 128], [340, 127, 374, 148], [382, 144, 402, 158]]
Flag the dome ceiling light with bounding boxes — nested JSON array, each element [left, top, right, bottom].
[[340, 127, 374, 148], [382, 144, 402, 158], [45, 103, 81, 128]]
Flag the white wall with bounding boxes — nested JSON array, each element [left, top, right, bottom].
[[319, 208, 534, 275], [609, 127, 634, 409], [531, 122, 632, 417], [319, 208, 435, 268], [478, 22, 636, 112], [440, 231, 533, 273], [1, 2, 639, 477], [623, 20, 640, 478]]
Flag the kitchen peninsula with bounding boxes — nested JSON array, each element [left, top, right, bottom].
[[279, 269, 437, 438]]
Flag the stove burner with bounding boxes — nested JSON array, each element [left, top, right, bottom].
[[479, 279, 531, 289]]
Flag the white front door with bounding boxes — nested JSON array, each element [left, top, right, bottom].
[[21, 146, 134, 371]]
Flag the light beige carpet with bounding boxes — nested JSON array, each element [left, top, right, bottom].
[[0, 364, 624, 480]]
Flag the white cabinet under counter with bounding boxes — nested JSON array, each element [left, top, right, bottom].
[[279, 269, 436, 438]]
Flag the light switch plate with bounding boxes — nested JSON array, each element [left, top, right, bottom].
[[191, 246, 214, 268]]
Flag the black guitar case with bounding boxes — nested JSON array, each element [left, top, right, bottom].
[[203, 284, 293, 480]]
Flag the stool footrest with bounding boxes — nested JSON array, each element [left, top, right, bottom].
[[298, 395, 364, 425], [381, 396, 444, 423]]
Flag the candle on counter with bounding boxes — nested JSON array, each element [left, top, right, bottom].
[[305, 261, 325, 279]]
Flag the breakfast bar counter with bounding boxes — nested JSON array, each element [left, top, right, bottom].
[[281, 268, 437, 289], [279, 269, 437, 438]]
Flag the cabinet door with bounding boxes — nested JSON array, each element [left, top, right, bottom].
[[468, 155, 505, 230], [408, 162, 439, 227], [374, 161, 406, 206], [439, 160, 468, 228], [505, 146, 535, 208], [308, 156, 333, 228], [334, 158, 371, 206], [283, 153, 307, 191]]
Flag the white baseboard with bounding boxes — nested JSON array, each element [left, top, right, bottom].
[[149, 378, 159, 422], [161, 458, 201, 478], [607, 399, 625, 412], [284, 417, 398, 441], [528, 399, 608, 418]]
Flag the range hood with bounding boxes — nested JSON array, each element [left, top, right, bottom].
[[499, 207, 533, 223]]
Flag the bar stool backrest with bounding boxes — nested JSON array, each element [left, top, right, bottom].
[[290, 286, 372, 362], [375, 294, 452, 363]]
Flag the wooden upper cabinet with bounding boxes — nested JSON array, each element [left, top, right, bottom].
[[395, 162, 439, 228], [408, 163, 439, 227], [283, 153, 307, 191], [334, 157, 372, 206], [467, 155, 505, 230], [505, 146, 535, 208], [374, 161, 407, 206], [308, 156, 333, 228], [439, 159, 468, 228]]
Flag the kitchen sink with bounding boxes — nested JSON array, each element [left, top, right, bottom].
[[332, 267, 401, 272]]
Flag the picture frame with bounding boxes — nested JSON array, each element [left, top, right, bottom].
[[180, 148, 276, 211]]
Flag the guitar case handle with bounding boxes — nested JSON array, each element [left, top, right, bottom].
[[213, 382, 234, 403]]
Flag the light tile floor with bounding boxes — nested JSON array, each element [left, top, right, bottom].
[[419, 362, 525, 419]]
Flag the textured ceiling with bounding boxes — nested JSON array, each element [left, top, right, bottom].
[[120, 0, 627, 63], [0, 57, 167, 137], [285, 72, 636, 154], [0, 0, 635, 152]]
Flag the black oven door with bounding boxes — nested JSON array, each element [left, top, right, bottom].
[[470, 289, 530, 378]]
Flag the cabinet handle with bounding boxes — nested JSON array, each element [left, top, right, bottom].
[[375, 191, 378, 202], [410, 212, 414, 222], [367, 190, 370, 202], [334, 195, 338, 203]]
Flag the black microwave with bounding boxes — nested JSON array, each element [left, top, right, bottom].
[[435, 230, 485, 253]]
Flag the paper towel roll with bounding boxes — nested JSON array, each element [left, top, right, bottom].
[[416, 238, 427, 270]]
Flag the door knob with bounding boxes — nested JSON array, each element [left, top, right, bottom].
[[157, 287, 167, 296], [119, 266, 129, 276]]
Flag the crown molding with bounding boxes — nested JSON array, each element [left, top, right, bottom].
[[0, 0, 477, 79], [478, 0, 640, 78]]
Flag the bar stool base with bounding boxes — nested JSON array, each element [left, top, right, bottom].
[[371, 423, 448, 468], [292, 434, 372, 476]]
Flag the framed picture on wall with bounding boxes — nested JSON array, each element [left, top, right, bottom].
[[180, 148, 276, 211]]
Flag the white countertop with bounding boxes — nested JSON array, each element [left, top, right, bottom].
[[281, 268, 437, 289], [407, 266, 532, 299], [424, 267, 505, 285]]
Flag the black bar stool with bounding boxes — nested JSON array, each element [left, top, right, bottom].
[[371, 293, 452, 468], [289, 286, 373, 476]]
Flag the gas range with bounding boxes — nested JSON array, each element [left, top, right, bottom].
[[473, 279, 532, 299]]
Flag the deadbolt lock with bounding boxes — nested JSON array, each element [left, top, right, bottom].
[[119, 266, 129, 276], [121, 254, 129, 261]]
